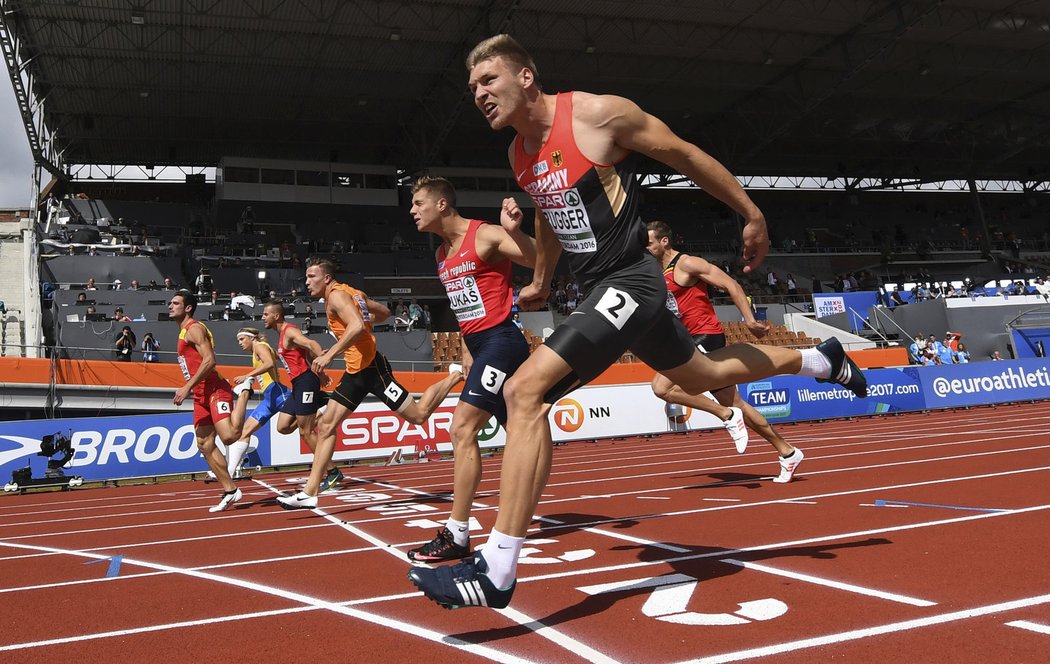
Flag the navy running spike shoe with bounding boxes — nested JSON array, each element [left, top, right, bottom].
[[815, 337, 868, 398], [407, 550, 515, 609]]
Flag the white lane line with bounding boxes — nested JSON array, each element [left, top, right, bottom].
[[703, 498, 741, 502], [780, 500, 817, 505], [1005, 620, 1050, 635], [678, 593, 1050, 664], [0, 540, 532, 663], [250, 478, 618, 664], [0, 545, 377, 595], [0, 522, 334, 562], [637, 496, 670, 500], [353, 474, 690, 555], [517, 502, 1050, 588], [720, 559, 937, 607]]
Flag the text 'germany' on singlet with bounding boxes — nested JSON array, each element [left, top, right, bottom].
[[325, 282, 377, 373], [437, 219, 514, 336], [663, 253, 723, 336], [512, 91, 647, 289], [278, 323, 311, 380]]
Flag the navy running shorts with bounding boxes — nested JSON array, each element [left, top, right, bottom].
[[280, 370, 323, 416], [461, 319, 530, 424]]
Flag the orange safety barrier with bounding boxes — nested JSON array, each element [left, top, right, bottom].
[[0, 346, 910, 394]]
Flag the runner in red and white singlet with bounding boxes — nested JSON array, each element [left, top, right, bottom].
[[408, 176, 534, 563]]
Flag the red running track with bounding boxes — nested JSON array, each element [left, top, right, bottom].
[[2, 402, 1049, 663]]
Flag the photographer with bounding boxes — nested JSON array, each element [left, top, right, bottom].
[[114, 325, 137, 362], [142, 332, 160, 363]]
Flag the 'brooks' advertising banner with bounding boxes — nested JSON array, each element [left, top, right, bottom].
[[0, 413, 216, 484]]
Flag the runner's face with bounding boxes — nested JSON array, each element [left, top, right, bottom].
[[168, 295, 187, 320], [469, 56, 524, 130], [262, 307, 279, 329], [646, 230, 667, 260], [305, 266, 327, 297], [237, 335, 253, 350], [410, 189, 442, 231]]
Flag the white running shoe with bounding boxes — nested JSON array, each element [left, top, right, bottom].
[[209, 488, 242, 512], [774, 448, 805, 483], [232, 380, 254, 398], [723, 407, 749, 453], [448, 363, 463, 376], [277, 490, 318, 510]]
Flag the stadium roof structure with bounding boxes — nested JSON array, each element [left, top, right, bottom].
[[3, 0, 1050, 186]]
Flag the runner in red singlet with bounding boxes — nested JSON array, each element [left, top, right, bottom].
[[406, 176, 534, 563], [647, 221, 805, 482], [169, 290, 242, 512]]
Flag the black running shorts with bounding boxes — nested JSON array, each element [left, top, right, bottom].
[[330, 352, 411, 413], [543, 255, 696, 403]]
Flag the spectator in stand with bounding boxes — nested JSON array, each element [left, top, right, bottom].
[[392, 300, 412, 330], [289, 288, 304, 302], [113, 307, 132, 322], [303, 303, 315, 319], [130, 279, 142, 291], [85, 278, 97, 291], [84, 305, 97, 319], [811, 275, 823, 294], [786, 273, 797, 296], [954, 343, 971, 364], [936, 338, 955, 365], [889, 289, 906, 307], [148, 279, 159, 290], [422, 304, 432, 329], [112, 279, 123, 291], [512, 313, 524, 332], [767, 270, 778, 293], [76, 292, 88, 303], [408, 299, 423, 329], [990, 350, 1004, 361], [114, 325, 136, 361], [1035, 277, 1050, 301], [209, 290, 221, 305], [142, 332, 160, 362], [195, 268, 212, 296], [908, 334, 926, 365], [163, 276, 177, 290], [240, 205, 256, 234]]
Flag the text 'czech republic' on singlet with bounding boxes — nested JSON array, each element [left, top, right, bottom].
[[512, 92, 646, 287], [325, 282, 377, 374], [277, 323, 311, 380], [253, 339, 280, 390], [437, 219, 514, 335], [663, 253, 723, 336], [177, 319, 226, 394]]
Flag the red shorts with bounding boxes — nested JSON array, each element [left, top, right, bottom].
[[193, 380, 234, 428]]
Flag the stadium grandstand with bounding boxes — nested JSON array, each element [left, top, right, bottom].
[[2, 2, 1050, 658]]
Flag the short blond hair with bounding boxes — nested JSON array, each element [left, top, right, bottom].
[[466, 34, 539, 85], [412, 176, 457, 209]]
